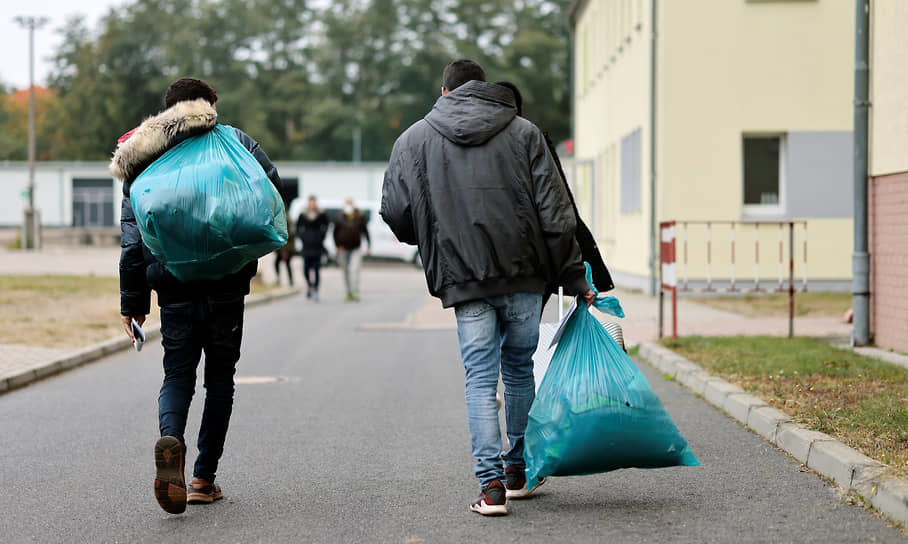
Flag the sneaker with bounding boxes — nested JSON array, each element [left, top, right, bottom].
[[351, 291, 361, 302], [153, 436, 186, 514], [470, 480, 508, 515], [187, 478, 224, 504], [505, 465, 546, 499], [344, 293, 354, 302]]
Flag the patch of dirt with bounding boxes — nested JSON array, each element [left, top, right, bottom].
[[0, 276, 159, 349]]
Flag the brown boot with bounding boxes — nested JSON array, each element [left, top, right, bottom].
[[187, 477, 224, 504], [153, 436, 186, 514]]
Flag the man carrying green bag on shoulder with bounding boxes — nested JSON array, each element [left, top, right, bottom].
[[111, 77, 284, 515]]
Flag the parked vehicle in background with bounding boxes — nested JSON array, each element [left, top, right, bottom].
[[288, 198, 420, 265]]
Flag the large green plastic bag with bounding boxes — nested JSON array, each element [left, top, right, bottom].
[[524, 267, 699, 489], [130, 125, 287, 282]]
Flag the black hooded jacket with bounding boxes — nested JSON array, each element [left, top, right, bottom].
[[111, 98, 280, 316], [381, 80, 589, 308]]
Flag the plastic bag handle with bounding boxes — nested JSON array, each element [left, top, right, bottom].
[[585, 262, 625, 318]]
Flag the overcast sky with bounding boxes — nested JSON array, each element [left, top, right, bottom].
[[2, 0, 123, 89]]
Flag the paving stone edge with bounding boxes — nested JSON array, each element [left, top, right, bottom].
[[1, 288, 301, 395], [639, 340, 908, 528]]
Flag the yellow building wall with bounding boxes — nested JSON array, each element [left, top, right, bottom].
[[573, 0, 853, 288], [573, 0, 652, 285], [657, 0, 853, 284], [871, 0, 908, 177]]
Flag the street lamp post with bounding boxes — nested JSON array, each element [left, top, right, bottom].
[[13, 15, 49, 250]]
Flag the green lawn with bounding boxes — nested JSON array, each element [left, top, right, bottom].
[[661, 335, 908, 478]]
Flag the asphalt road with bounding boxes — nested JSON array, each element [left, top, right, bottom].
[[0, 265, 903, 543]]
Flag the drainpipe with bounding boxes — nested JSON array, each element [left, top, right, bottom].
[[852, 0, 870, 346], [648, 0, 658, 296]]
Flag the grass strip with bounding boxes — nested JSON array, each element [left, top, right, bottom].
[[661, 335, 908, 478]]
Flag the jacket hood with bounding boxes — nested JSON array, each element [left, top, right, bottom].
[[424, 80, 517, 146], [109, 98, 217, 181]]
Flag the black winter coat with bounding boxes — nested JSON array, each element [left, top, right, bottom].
[[296, 211, 329, 258], [381, 80, 589, 308], [111, 99, 281, 316]]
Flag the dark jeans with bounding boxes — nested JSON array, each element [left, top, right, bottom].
[[303, 256, 321, 289], [158, 294, 245, 483], [274, 252, 294, 285]]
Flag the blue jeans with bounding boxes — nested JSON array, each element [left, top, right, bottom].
[[158, 294, 245, 483], [454, 293, 542, 489]]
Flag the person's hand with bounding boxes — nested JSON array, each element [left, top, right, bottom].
[[582, 290, 596, 307], [365, 247, 371, 256], [121, 315, 146, 341]]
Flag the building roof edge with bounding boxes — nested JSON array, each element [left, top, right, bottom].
[[568, 0, 589, 28]]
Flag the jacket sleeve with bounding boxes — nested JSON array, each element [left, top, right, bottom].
[[380, 142, 417, 245], [119, 195, 151, 316], [529, 128, 590, 295], [233, 127, 281, 189]]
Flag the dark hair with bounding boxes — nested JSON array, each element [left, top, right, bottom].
[[165, 77, 218, 108], [443, 59, 486, 92], [495, 81, 523, 116]]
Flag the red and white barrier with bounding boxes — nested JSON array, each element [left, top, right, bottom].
[[660, 220, 808, 339]]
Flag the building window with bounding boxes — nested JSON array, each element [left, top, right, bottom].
[[72, 178, 115, 227], [620, 127, 642, 213], [743, 136, 782, 207]]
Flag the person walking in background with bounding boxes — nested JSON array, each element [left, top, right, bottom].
[[273, 203, 296, 286], [382, 60, 593, 516], [113, 77, 280, 515], [296, 195, 329, 301], [333, 196, 370, 302], [494, 81, 615, 307]]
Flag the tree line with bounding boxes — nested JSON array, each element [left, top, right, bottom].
[[0, 0, 572, 162]]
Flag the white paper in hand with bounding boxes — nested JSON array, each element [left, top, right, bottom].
[[131, 318, 145, 352], [548, 296, 580, 349]]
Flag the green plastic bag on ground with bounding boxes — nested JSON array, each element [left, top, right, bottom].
[[524, 265, 699, 489], [130, 125, 287, 282]]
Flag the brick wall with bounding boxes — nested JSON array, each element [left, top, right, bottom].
[[869, 171, 908, 352]]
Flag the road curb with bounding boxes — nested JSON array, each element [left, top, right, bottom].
[[638, 340, 908, 528], [0, 288, 300, 395]]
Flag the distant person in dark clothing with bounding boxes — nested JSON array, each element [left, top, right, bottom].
[[273, 203, 295, 286], [495, 80, 614, 298], [333, 196, 371, 301], [296, 195, 329, 301]]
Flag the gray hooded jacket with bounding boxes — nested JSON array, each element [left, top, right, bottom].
[[381, 80, 589, 307]]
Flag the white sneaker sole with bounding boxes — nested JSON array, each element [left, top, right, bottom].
[[470, 500, 508, 516], [506, 477, 547, 499]]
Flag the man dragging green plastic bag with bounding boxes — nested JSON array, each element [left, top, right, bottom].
[[382, 59, 598, 516]]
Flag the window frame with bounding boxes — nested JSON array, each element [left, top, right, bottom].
[[741, 132, 786, 218]]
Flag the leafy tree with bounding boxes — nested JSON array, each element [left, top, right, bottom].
[[39, 0, 572, 161]]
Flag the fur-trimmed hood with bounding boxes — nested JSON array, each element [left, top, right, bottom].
[[109, 98, 218, 182]]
